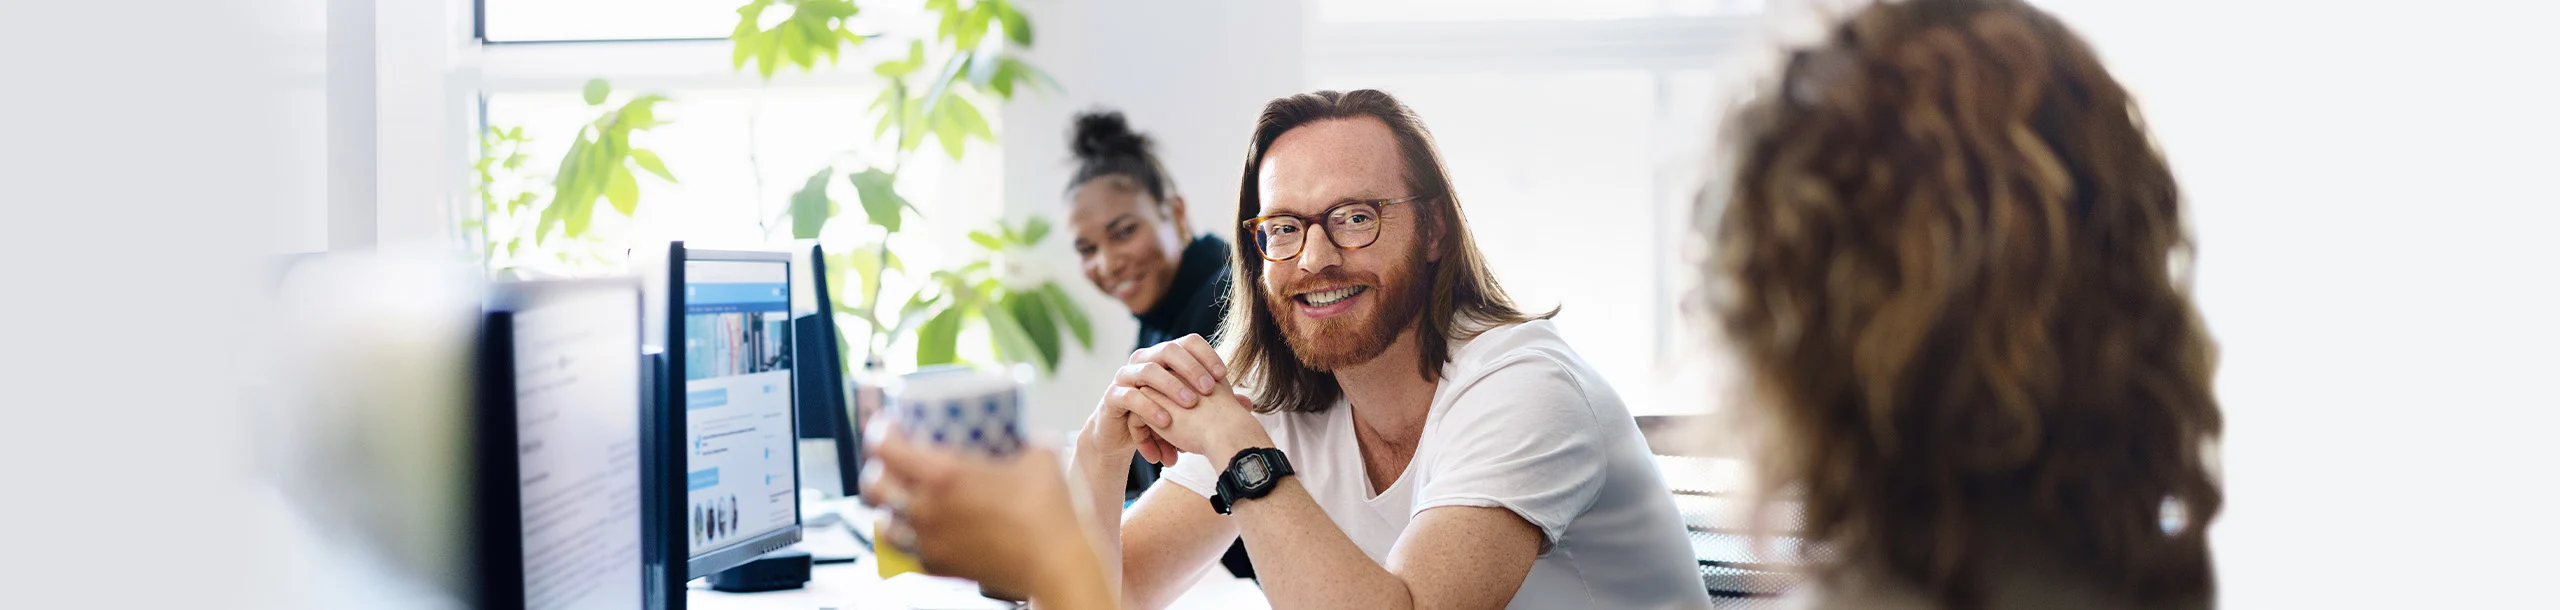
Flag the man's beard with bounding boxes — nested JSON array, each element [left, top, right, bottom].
[[1264, 245, 1430, 372]]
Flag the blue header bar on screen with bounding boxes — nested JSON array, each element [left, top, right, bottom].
[[685, 282, 787, 313]]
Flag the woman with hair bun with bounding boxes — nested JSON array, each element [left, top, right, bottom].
[[1061, 108, 1255, 580], [1064, 109, 1230, 351]]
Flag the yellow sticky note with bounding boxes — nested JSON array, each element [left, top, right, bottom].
[[874, 521, 923, 578]]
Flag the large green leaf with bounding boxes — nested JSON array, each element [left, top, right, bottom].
[[847, 168, 910, 233], [932, 94, 992, 160], [618, 95, 666, 130], [987, 57, 1058, 99], [887, 289, 942, 348], [731, 0, 860, 79], [563, 188, 594, 237], [993, 0, 1032, 46], [1004, 290, 1061, 371], [604, 166, 639, 215], [535, 201, 561, 246], [915, 305, 965, 366], [979, 297, 1048, 373], [1037, 282, 1094, 349], [582, 79, 609, 105], [730, 2, 765, 70], [791, 167, 837, 240], [629, 148, 675, 183]]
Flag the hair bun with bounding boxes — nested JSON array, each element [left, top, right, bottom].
[[1071, 109, 1153, 161]]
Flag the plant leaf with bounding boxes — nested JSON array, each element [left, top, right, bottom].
[[891, 290, 941, 345], [618, 95, 665, 130], [582, 79, 610, 105], [979, 296, 1048, 373], [847, 168, 908, 233], [791, 167, 837, 240], [629, 148, 675, 183], [915, 305, 965, 366], [1038, 282, 1094, 350], [729, 1, 765, 69], [932, 98, 968, 159], [1004, 290, 1062, 371], [966, 230, 1003, 251], [1020, 216, 1050, 245], [535, 202, 560, 246], [604, 166, 639, 215], [994, 0, 1032, 46]]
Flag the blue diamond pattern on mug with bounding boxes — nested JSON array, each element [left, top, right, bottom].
[[896, 369, 1025, 457]]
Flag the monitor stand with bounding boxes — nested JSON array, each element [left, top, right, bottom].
[[706, 548, 813, 593]]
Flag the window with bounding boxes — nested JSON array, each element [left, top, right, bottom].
[[1316, 0, 1764, 22], [1309, 3, 1756, 417], [458, 0, 1008, 279], [480, 86, 1000, 267], [480, 0, 739, 42]]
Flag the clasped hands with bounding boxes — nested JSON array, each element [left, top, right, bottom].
[[1087, 333, 1270, 470]]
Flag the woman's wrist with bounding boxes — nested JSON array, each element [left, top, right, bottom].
[[1024, 523, 1114, 609]]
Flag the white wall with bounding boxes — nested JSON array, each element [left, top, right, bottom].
[[2028, 1, 2560, 606], [1001, 0, 1308, 439]]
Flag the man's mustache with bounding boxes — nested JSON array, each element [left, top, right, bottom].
[[1271, 268, 1381, 298]]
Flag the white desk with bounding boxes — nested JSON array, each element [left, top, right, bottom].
[[688, 499, 1269, 610], [684, 554, 1270, 610]]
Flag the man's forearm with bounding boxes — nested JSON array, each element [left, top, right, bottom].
[[1229, 478, 1413, 610], [1027, 526, 1118, 610]]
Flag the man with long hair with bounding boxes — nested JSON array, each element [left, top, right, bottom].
[[1071, 90, 1710, 609]]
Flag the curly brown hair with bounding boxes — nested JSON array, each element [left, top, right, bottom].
[[1701, 0, 2223, 607]]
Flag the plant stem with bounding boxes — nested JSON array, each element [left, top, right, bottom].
[[749, 84, 771, 240]]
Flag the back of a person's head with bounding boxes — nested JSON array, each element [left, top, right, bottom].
[[1701, 0, 2221, 607]]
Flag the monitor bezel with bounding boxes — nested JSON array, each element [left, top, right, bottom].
[[803, 243, 864, 497], [667, 243, 806, 581], [478, 277, 647, 610]]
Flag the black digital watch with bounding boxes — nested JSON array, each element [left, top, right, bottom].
[[1210, 446, 1294, 515]]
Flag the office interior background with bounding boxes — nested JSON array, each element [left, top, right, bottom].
[[3, 0, 2554, 608]]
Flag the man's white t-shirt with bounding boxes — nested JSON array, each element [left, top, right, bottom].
[[1163, 320, 1711, 610]]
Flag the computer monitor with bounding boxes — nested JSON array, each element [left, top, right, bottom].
[[476, 279, 647, 610], [793, 244, 863, 498], [663, 243, 803, 581]]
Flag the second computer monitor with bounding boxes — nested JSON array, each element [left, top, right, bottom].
[[667, 244, 803, 580]]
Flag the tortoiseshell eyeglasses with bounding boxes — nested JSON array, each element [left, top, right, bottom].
[[1239, 194, 1428, 262]]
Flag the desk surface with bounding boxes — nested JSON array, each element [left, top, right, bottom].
[[685, 557, 1268, 610], [691, 500, 1267, 610]]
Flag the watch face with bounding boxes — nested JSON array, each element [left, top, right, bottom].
[[1238, 454, 1270, 487]]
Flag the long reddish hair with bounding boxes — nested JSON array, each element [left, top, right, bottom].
[[1223, 90, 1549, 413]]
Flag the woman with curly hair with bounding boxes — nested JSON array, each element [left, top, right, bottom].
[[1701, 0, 2223, 608]]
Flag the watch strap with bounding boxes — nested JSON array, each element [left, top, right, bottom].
[[1208, 447, 1290, 515]]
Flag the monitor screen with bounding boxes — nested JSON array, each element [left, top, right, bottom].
[[680, 259, 800, 561], [488, 280, 645, 610]]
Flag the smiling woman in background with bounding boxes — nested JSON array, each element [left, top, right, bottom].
[[1066, 110, 1231, 352], [1062, 108, 1254, 581], [1701, 0, 2224, 608]]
